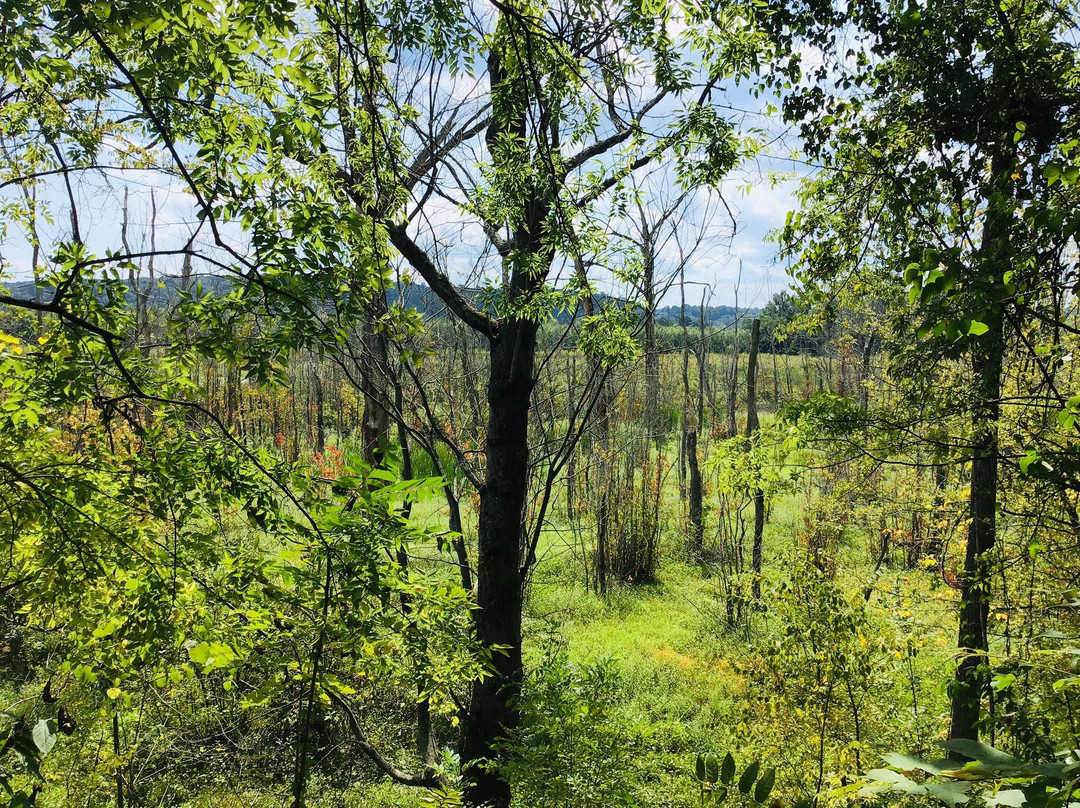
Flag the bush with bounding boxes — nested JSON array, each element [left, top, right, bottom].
[[499, 648, 640, 808]]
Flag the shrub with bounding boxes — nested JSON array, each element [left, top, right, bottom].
[[499, 648, 640, 808]]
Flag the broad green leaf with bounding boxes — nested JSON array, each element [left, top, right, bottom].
[[991, 674, 1016, 692], [883, 752, 943, 775], [985, 790, 1027, 807], [754, 768, 776, 803], [739, 761, 760, 794], [706, 754, 720, 784], [926, 780, 971, 807], [938, 740, 1020, 768], [188, 642, 212, 665], [31, 719, 56, 756], [867, 768, 927, 795], [721, 752, 736, 785], [1019, 451, 1039, 474]]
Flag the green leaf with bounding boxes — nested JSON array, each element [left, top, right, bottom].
[[867, 768, 926, 795], [1019, 450, 1039, 474], [1059, 408, 1075, 430], [739, 761, 760, 794], [926, 780, 971, 807], [967, 320, 989, 336], [188, 642, 212, 665], [721, 752, 736, 785], [882, 752, 943, 775], [938, 740, 1020, 768], [706, 754, 720, 784], [991, 674, 1016, 692], [696, 754, 707, 782], [31, 719, 56, 756], [985, 790, 1026, 807], [754, 768, 776, 803]]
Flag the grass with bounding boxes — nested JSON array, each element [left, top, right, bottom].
[[19, 404, 963, 808], [396, 404, 968, 808]]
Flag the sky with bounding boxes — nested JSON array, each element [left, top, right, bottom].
[[0, 10, 811, 311]]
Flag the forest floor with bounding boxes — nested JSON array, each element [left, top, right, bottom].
[[338, 477, 963, 808], [21, 442, 965, 808]]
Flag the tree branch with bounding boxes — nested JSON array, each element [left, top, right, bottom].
[[327, 690, 443, 789], [386, 224, 497, 338], [562, 91, 667, 174]]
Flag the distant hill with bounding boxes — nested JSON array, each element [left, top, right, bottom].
[[653, 304, 760, 326], [3, 275, 756, 323], [2, 274, 233, 309], [1, 275, 495, 319]]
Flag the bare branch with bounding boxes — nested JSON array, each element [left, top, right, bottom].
[[386, 224, 497, 338], [327, 690, 443, 789]]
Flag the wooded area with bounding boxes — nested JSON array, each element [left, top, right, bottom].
[[2, 0, 1080, 806]]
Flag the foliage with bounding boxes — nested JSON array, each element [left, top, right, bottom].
[[692, 751, 783, 808], [3, 0, 1080, 803], [0, 712, 58, 807], [860, 740, 1080, 808], [499, 648, 641, 808]]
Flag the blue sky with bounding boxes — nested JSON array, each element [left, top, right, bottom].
[[0, 11, 808, 310]]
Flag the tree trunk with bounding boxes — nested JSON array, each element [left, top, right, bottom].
[[290, 380, 299, 462], [930, 460, 948, 557], [746, 319, 764, 599], [576, 256, 611, 595], [687, 429, 703, 553], [698, 298, 707, 430], [314, 372, 325, 455], [859, 334, 876, 411], [679, 271, 693, 523], [948, 128, 1016, 747], [725, 324, 739, 438], [746, 320, 760, 437], [360, 296, 392, 467], [687, 297, 707, 553], [461, 320, 536, 808], [595, 482, 609, 595], [949, 316, 1003, 746], [565, 354, 577, 522], [772, 341, 780, 410], [642, 231, 661, 444]]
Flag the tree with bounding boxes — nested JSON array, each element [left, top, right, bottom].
[[1, 0, 763, 805], [367, 6, 751, 799], [623, 181, 693, 445], [0, 1, 478, 804], [776, 0, 1079, 746]]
